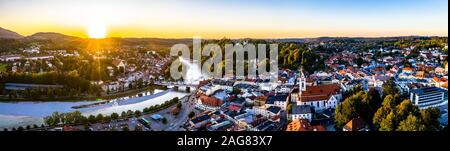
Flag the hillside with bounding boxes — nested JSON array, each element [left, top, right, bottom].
[[0, 27, 24, 39]]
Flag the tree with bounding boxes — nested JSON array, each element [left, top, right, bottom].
[[126, 110, 134, 116], [396, 100, 420, 120], [356, 57, 364, 67], [17, 126, 24, 131], [96, 114, 104, 123], [380, 112, 397, 131], [111, 113, 119, 120], [362, 88, 382, 121], [176, 101, 182, 108], [188, 111, 195, 118], [121, 111, 127, 118], [134, 125, 143, 131], [84, 124, 91, 131], [397, 115, 426, 131], [3, 128, 8, 131], [232, 88, 241, 95], [334, 92, 365, 129], [381, 78, 399, 98], [110, 126, 117, 131], [137, 78, 144, 89], [44, 112, 61, 127], [286, 104, 293, 114], [88, 115, 96, 123], [420, 108, 441, 131], [135, 110, 142, 117], [103, 115, 111, 122], [122, 125, 130, 131], [26, 125, 31, 130]]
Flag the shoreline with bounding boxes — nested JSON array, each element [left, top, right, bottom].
[[0, 84, 168, 103]]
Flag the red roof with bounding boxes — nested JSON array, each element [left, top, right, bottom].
[[227, 104, 241, 112], [343, 117, 366, 131], [300, 84, 340, 102], [198, 94, 223, 107]]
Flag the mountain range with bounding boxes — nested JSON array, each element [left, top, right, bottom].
[[0, 27, 446, 42], [0, 27, 24, 39]]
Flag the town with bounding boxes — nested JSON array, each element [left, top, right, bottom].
[[0, 33, 448, 132]]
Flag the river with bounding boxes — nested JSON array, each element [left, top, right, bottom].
[[0, 89, 188, 129]]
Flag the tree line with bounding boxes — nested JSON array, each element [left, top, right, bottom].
[[43, 97, 180, 128], [335, 81, 442, 131]]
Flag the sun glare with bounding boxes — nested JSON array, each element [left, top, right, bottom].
[[88, 23, 107, 39]]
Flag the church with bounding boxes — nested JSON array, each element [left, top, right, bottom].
[[293, 69, 342, 111]]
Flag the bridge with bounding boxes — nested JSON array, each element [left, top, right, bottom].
[[153, 81, 198, 92]]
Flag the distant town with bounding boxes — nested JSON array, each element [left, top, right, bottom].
[[0, 28, 448, 131]]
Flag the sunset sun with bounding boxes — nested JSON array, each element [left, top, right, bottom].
[[87, 22, 107, 38]]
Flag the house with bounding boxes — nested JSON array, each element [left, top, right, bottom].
[[112, 59, 126, 70], [290, 87, 300, 102], [253, 96, 267, 107], [291, 105, 313, 122], [371, 75, 389, 87], [275, 85, 292, 94], [343, 117, 369, 131], [207, 120, 232, 131], [171, 107, 180, 115], [432, 77, 448, 88], [189, 114, 211, 128], [286, 119, 326, 131], [402, 67, 414, 74], [266, 95, 288, 110], [266, 106, 282, 117], [415, 71, 425, 79]]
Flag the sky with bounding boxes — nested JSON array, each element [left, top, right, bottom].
[[0, 0, 448, 38]]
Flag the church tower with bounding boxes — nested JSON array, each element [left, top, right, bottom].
[[299, 56, 306, 92]]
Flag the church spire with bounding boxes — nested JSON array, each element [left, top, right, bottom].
[[299, 54, 306, 91]]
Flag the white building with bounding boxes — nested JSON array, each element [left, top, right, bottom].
[[266, 95, 288, 110], [291, 105, 313, 122], [410, 87, 447, 109], [297, 72, 342, 111], [0, 55, 22, 62]]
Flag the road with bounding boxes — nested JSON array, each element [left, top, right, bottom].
[[166, 90, 197, 131]]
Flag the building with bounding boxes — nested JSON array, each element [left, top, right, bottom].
[[297, 68, 342, 111], [0, 55, 22, 62], [343, 117, 369, 131], [26, 55, 54, 60], [196, 94, 224, 110], [291, 105, 313, 122], [112, 59, 126, 70], [296, 83, 342, 111], [410, 87, 447, 109], [266, 95, 288, 110], [286, 119, 326, 131], [266, 106, 282, 117], [189, 114, 211, 128]]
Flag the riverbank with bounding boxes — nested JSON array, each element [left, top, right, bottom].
[[0, 84, 167, 102], [0, 89, 188, 129]]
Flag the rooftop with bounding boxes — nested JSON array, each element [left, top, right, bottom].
[[343, 117, 366, 131], [410, 87, 446, 95], [292, 105, 312, 114]]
